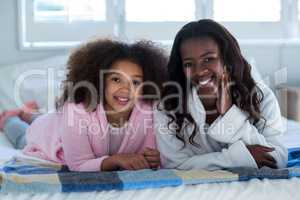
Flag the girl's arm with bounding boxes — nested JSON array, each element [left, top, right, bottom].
[[207, 84, 288, 168], [154, 109, 257, 170], [61, 103, 151, 171], [137, 111, 161, 169], [61, 103, 109, 172]]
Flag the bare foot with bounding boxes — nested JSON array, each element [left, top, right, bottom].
[[0, 109, 22, 131], [19, 101, 39, 124]]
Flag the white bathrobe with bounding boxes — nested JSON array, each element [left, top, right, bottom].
[[155, 83, 288, 170]]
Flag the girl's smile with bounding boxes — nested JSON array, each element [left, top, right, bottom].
[[113, 95, 130, 106], [104, 60, 143, 114]]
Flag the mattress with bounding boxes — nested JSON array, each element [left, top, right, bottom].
[[0, 119, 300, 199], [0, 178, 299, 200]]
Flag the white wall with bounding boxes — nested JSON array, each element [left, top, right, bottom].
[[0, 0, 66, 67], [0, 0, 299, 87]]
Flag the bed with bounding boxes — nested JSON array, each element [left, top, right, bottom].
[[1, 56, 300, 199], [0, 119, 300, 200]]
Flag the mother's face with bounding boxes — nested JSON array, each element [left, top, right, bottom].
[[180, 37, 225, 97]]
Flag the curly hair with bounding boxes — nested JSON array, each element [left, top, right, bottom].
[[162, 19, 264, 147], [56, 38, 168, 111]]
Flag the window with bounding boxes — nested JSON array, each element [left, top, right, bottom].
[[19, 0, 114, 49], [34, 0, 106, 22], [18, 0, 300, 50], [213, 0, 281, 22], [299, 0, 300, 20], [126, 0, 195, 22], [211, 0, 285, 39], [124, 0, 195, 41]]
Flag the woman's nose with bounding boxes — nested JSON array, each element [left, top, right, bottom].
[[194, 64, 210, 76]]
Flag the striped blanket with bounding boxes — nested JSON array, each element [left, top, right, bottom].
[[1, 147, 300, 193]]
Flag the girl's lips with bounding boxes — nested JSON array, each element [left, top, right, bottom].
[[114, 96, 130, 106]]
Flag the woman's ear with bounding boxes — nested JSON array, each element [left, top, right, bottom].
[[223, 65, 231, 82], [223, 65, 228, 73]]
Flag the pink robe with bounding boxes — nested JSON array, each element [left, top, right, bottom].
[[22, 101, 156, 171]]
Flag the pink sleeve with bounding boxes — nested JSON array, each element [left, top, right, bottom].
[[139, 114, 161, 168], [61, 103, 108, 172], [138, 116, 157, 152]]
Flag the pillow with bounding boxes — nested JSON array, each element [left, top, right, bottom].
[[0, 54, 68, 112], [0, 132, 13, 149], [248, 57, 265, 84], [0, 132, 23, 165]]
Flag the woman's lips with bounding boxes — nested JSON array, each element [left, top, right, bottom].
[[196, 74, 216, 88], [199, 76, 212, 86]]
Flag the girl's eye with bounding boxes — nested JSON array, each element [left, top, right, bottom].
[[111, 77, 121, 83], [183, 62, 193, 68], [132, 80, 142, 87]]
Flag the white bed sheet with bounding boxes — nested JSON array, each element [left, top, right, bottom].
[[0, 119, 300, 199], [0, 178, 300, 200]]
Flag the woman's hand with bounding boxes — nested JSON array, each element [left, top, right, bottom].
[[246, 145, 277, 169], [216, 72, 232, 115], [143, 148, 161, 169], [102, 153, 150, 171]]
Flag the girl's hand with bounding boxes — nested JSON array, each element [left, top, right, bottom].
[[110, 153, 150, 170], [143, 148, 161, 169], [216, 72, 232, 115], [246, 145, 277, 169]]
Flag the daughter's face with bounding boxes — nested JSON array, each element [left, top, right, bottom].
[[180, 37, 225, 97], [104, 60, 143, 114]]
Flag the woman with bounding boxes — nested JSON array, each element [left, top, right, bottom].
[[155, 19, 287, 171]]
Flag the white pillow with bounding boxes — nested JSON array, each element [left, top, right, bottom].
[[0, 132, 23, 165], [0, 132, 13, 149], [248, 57, 265, 84], [0, 54, 68, 112]]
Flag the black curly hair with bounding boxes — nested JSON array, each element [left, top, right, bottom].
[[162, 19, 264, 147], [56, 38, 168, 111]]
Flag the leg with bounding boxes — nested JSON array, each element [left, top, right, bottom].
[[3, 116, 28, 149], [30, 113, 42, 123]]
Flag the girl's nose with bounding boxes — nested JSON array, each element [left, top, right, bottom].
[[120, 80, 134, 93]]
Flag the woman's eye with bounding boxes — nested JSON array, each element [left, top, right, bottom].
[[183, 62, 193, 68], [203, 57, 215, 63]]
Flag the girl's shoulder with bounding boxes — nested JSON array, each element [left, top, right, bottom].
[[60, 102, 95, 124], [135, 100, 155, 113], [129, 101, 156, 123]]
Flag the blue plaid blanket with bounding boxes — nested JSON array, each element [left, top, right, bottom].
[[1, 147, 300, 193]]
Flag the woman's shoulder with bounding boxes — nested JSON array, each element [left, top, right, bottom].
[[152, 101, 175, 124], [256, 83, 279, 109]]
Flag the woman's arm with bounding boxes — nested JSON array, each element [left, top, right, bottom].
[[154, 108, 257, 170], [207, 84, 288, 168]]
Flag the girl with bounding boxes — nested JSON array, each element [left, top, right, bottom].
[[0, 39, 167, 171], [155, 19, 287, 170]]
